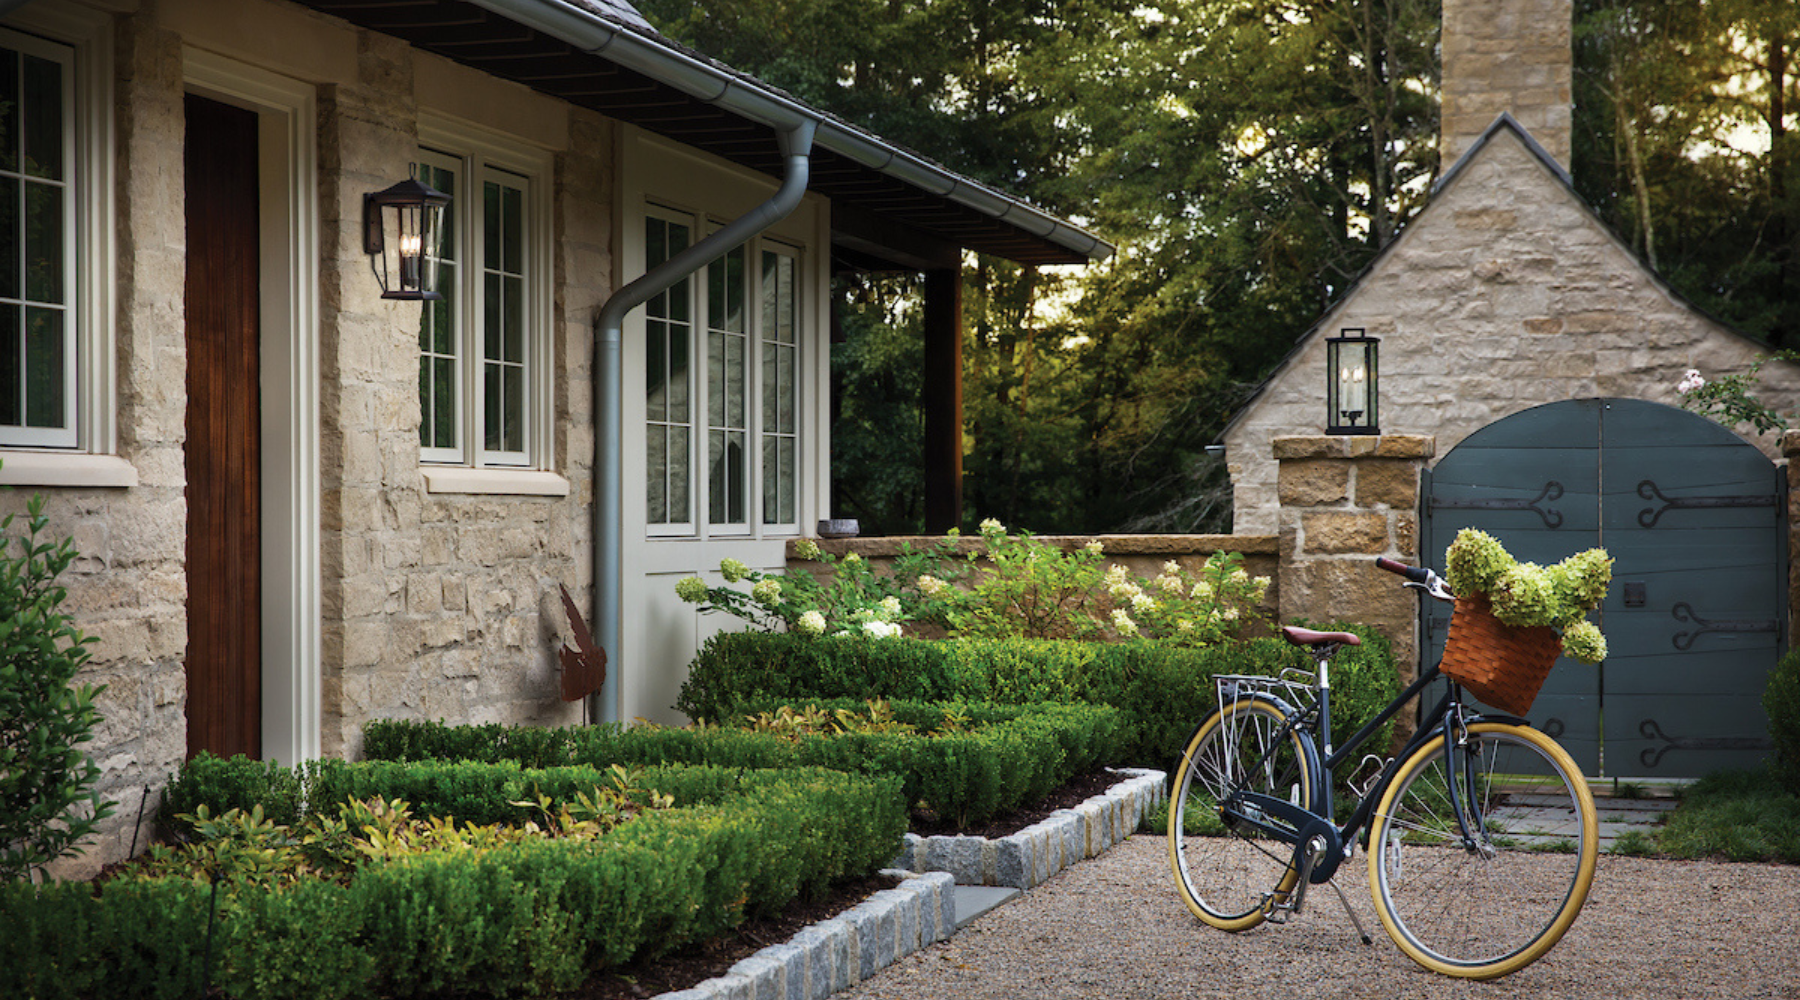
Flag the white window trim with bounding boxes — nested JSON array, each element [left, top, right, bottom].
[[643, 201, 804, 540], [0, 5, 129, 487], [416, 112, 563, 496]]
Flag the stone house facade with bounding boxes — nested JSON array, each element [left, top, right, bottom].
[[12, 0, 1106, 876], [1223, 0, 1796, 776]]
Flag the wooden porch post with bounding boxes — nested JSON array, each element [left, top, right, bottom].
[[923, 266, 963, 533]]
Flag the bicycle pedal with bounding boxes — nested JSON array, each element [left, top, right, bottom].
[[1260, 890, 1297, 923]]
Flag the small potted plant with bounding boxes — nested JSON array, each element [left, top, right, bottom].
[[1439, 529, 1612, 714]]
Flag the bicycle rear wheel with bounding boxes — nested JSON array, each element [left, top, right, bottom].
[[1367, 721, 1597, 979], [1168, 696, 1318, 931]]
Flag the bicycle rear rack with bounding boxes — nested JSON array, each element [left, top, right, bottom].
[[1215, 670, 1318, 717]]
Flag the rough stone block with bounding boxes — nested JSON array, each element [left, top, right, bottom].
[[922, 834, 983, 884], [726, 955, 783, 1000], [889, 833, 922, 871], [1272, 435, 1347, 460], [1355, 460, 1419, 509], [1278, 460, 1349, 506], [1301, 512, 1389, 555], [994, 834, 1031, 888]]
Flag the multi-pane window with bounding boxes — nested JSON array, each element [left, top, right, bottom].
[[644, 208, 801, 535], [760, 248, 798, 528], [706, 245, 747, 529], [0, 32, 74, 448], [417, 145, 534, 468], [645, 214, 693, 529]]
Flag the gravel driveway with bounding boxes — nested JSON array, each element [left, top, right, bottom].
[[838, 835, 1800, 999]]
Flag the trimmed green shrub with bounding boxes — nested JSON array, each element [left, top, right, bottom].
[[672, 629, 1401, 767], [157, 752, 305, 835], [1767, 646, 1800, 794], [6, 766, 904, 1000], [363, 698, 1127, 828]]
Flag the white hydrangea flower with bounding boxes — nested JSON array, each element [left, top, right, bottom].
[[1156, 574, 1185, 595], [862, 620, 901, 639], [879, 596, 903, 618], [1230, 567, 1249, 584], [675, 576, 709, 603], [1190, 580, 1215, 601], [1131, 592, 1156, 613], [1110, 608, 1140, 637], [796, 610, 827, 636], [1163, 560, 1181, 576], [978, 517, 1005, 538], [1109, 582, 1143, 602], [843, 552, 863, 566], [719, 558, 751, 583], [1084, 540, 1104, 555], [751, 578, 782, 606], [1104, 565, 1129, 586], [917, 574, 948, 597]]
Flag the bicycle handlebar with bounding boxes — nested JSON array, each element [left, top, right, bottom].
[[1374, 557, 1431, 583], [1375, 557, 1457, 602]]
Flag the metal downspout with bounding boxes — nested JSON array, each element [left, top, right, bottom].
[[590, 120, 817, 724]]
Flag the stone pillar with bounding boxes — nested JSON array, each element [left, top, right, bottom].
[[1441, 0, 1573, 167], [1275, 434, 1434, 680]]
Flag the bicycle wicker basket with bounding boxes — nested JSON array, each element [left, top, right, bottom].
[[1440, 591, 1563, 716]]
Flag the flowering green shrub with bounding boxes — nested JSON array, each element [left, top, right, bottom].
[[673, 518, 1270, 648], [1443, 529, 1613, 663], [674, 538, 954, 638], [1676, 352, 1797, 434]]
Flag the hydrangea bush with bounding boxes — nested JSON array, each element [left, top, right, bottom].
[[1444, 528, 1613, 664], [673, 519, 1270, 648]]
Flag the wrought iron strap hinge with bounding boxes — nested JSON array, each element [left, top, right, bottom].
[[1670, 602, 1778, 650], [1638, 719, 1771, 769], [1637, 479, 1777, 528], [1429, 481, 1564, 529]]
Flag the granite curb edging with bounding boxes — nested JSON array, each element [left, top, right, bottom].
[[652, 767, 1168, 1000], [887, 767, 1167, 889]]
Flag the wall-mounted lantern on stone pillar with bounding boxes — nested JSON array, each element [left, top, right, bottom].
[[1326, 329, 1379, 435], [363, 168, 450, 301]]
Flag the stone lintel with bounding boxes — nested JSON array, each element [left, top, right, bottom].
[[1272, 434, 1434, 461]]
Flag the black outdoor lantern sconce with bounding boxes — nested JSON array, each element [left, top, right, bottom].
[[1326, 328, 1379, 434], [363, 169, 451, 301]]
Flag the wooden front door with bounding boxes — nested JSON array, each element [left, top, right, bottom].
[[184, 94, 262, 759]]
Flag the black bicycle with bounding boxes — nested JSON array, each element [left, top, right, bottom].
[[1166, 557, 1598, 980]]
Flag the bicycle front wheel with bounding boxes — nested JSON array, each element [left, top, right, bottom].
[[1367, 721, 1597, 980], [1168, 696, 1318, 931]]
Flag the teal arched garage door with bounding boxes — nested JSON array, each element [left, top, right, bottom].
[[1422, 398, 1787, 778]]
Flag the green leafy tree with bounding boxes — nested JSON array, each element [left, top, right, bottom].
[[0, 494, 111, 882], [1574, 0, 1800, 344]]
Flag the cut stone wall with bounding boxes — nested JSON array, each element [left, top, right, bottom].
[[33, 13, 195, 878], [1272, 435, 1435, 678], [1224, 124, 1800, 537], [1442, 0, 1573, 166], [315, 29, 595, 760], [34, 0, 606, 875]]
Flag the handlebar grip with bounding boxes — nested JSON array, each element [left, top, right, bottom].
[[1375, 557, 1432, 584]]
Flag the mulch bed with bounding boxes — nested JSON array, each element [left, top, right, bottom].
[[568, 766, 1131, 999]]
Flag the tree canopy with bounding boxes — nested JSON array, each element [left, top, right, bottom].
[[635, 0, 1798, 534]]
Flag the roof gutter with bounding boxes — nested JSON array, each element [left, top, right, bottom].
[[464, 0, 1111, 262], [586, 119, 817, 722]]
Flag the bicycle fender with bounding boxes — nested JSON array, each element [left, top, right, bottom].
[[1467, 712, 1531, 728]]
